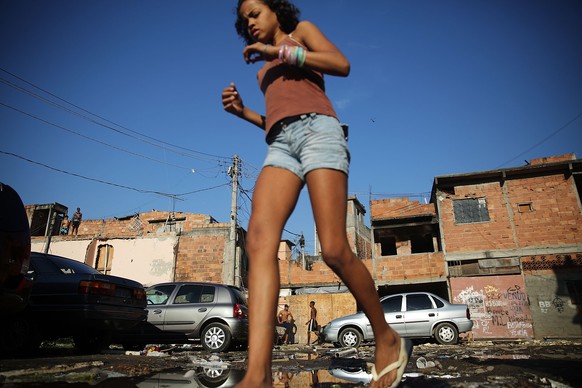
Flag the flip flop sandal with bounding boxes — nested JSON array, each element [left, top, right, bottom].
[[370, 338, 413, 388]]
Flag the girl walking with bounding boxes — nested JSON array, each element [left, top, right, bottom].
[[221, 1, 411, 387]]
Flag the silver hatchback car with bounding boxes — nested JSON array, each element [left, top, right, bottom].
[[321, 292, 473, 347], [115, 282, 248, 352]]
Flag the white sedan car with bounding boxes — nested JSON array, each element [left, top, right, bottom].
[[320, 292, 473, 347]]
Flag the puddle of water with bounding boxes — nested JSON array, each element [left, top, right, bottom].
[[473, 354, 531, 360], [132, 357, 373, 387]]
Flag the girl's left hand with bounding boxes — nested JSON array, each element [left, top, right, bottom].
[[243, 42, 274, 64]]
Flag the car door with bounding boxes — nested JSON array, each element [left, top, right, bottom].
[[162, 284, 215, 336], [381, 295, 406, 336], [402, 293, 437, 336], [146, 284, 177, 328]]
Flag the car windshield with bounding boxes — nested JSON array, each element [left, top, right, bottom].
[[31, 253, 99, 275]]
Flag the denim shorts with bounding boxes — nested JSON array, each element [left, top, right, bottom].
[[263, 114, 350, 181]]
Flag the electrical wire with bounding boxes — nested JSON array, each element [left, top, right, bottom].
[[0, 68, 230, 162], [0, 150, 229, 198], [1, 101, 196, 171], [495, 110, 582, 169]]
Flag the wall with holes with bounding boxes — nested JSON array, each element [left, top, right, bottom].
[[451, 275, 534, 339]]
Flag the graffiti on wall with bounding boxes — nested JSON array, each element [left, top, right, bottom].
[[451, 276, 533, 338], [538, 297, 569, 314]]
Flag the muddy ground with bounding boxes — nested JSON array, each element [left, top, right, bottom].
[[0, 339, 581, 387]]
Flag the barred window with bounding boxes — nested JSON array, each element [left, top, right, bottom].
[[453, 198, 490, 224]]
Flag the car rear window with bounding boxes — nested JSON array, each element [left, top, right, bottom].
[[31, 253, 99, 275], [231, 288, 248, 305]]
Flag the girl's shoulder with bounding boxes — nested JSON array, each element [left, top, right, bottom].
[[291, 20, 318, 39]]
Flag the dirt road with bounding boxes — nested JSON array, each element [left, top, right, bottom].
[[0, 339, 580, 387]]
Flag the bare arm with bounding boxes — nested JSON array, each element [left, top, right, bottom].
[[221, 82, 266, 130], [246, 21, 349, 77], [286, 21, 350, 77]]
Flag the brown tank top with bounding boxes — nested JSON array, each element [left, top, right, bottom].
[[257, 35, 337, 135]]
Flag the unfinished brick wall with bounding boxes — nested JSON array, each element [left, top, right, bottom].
[[438, 182, 517, 252], [509, 175, 582, 247], [371, 197, 435, 220], [373, 252, 446, 283], [62, 210, 216, 238], [174, 226, 230, 283], [438, 175, 582, 253], [279, 259, 340, 286]]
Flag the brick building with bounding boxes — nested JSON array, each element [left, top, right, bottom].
[[370, 153, 581, 340], [434, 154, 582, 339]]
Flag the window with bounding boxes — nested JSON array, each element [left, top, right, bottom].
[[406, 294, 434, 311], [173, 285, 215, 304], [382, 295, 403, 313], [517, 202, 533, 213], [95, 244, 114, 274], [453, 198, 490, 224], [146, 284, 175, 305]]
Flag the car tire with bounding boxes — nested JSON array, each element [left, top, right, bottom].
[[74, 330, 112, 353], [434, 322, 458, 345], [338, 327, 362, 348], [201, 323, 231, 352]]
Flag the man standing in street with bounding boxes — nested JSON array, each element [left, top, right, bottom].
[[277, 304, 293, 344], [306, 301, 319, 345]]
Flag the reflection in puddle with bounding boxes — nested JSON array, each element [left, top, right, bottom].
[[136, 358, 373, 387], [136, 367, 245, 387]]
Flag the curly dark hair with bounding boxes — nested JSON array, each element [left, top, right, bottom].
[[234, 0, 300, 45]]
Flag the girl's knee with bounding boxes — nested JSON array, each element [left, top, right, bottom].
[[321, 247, 354, 270]]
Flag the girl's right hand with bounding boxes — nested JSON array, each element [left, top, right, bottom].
[[221, 82, 244, 117]]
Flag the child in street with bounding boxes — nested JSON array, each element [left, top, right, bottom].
[[221, 1, 412, 386]]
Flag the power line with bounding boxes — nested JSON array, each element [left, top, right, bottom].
[[495, 110, 582, 169], [0, 68, 230, 162], [1, 101, 198, 171], [0, 150, 229, 198]]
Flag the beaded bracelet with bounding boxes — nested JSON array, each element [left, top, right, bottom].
[[278, 45, 307, 67]]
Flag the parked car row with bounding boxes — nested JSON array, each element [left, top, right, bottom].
[[1, 184, 472, 355]]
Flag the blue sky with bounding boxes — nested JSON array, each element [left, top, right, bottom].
[[2, 0, 581, 254]]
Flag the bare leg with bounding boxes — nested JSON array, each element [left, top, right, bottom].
[[235, 167, 303, 388], [305, 169, 402, 388]]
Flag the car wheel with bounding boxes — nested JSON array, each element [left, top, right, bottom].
[[434, 322, 458, 345], [201, 323, 231, 352], [338, 327, 362, 348], [74, 331, 112, 353]]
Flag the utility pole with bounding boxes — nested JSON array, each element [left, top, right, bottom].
[[227, 155, 240, 287], [299, 233, 305, 269]]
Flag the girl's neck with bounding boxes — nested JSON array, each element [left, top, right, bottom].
[[272, 28, 288, 46]]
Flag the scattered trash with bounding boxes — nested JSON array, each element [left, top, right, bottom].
[[332, 348, 358, 358], [416, 356, 436, 369]]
